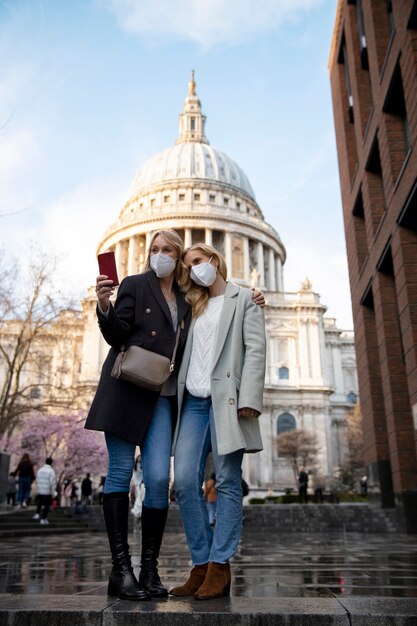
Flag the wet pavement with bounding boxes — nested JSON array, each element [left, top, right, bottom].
[[1, 505, 417, 624]]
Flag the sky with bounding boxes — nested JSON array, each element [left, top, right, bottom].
[[0, 0, 354, 329]]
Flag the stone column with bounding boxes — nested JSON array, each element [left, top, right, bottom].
[[243, 236, 250, 283], [225, 231, 232, 274], [276, 256, 284, 292], [205, 228, 213, 246], [257, 241, 265, 288], [128, 236, 138, 275], [184, 228, 192, 248], [145, 232, 151, 256], [268, 248, 277, 291], [115, 241, 123, 276]]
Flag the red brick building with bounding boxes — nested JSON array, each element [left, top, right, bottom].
[[329, 0, 417, 532]]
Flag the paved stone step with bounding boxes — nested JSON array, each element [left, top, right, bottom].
[[1, 594, 417, 625]]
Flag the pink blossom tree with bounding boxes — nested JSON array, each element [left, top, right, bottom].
[[1, 411, 107, 490]]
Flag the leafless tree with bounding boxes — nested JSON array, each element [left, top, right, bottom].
[[342, 403, 364, 474], [276, 428, 320, 486], [0, 248, 83, 437]]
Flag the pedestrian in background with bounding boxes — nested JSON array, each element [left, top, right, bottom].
[[204, 473, 217, 527], [81, 473, 93, 506], [298, 467, 309, 504], [33, 458, 57, 525], [6, 473, 17, 506], [14, 453, 35, 507]]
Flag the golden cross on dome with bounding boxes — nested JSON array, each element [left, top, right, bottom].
[[189, 69, 196, 96]]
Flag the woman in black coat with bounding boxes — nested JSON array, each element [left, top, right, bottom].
[[85, 229, 191, 601]]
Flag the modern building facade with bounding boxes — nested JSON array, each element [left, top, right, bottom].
[[329, 0, 417, 531]]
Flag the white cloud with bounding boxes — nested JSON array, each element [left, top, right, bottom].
[[284, 238, 353, 330], [40, 182, 126, 299], [99, 0, 326, 47]]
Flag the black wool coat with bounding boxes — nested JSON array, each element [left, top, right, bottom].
[[84, 270, 191, 446]]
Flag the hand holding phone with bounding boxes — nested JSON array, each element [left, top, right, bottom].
[[97, 251, 119, 286]]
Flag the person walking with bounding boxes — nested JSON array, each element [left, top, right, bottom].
[[298, 467, 309, 504], [204, 473, 217, 527], [6, 473, 17, 506], [170, 243, 266, 600], [14, 453, 35, 507], [33, 458, 57, 525], [81, 473, 93, 506]]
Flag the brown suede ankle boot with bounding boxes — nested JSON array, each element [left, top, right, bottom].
[[194, 562, 231, 600], [169, 564, 208, 597]]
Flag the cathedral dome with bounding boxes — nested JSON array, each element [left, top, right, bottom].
[[131, 142, 255, 200]]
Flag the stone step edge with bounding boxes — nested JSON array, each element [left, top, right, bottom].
[[0, 595, 417, 626]]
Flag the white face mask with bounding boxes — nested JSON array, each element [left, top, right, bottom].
[[190, 258, 217, 287], [150, 252, 176, 278]]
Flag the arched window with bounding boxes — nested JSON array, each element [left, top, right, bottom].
[[278, 366, 289, 380], [277, 413, 296, 435]]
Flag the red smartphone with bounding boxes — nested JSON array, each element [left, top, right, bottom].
[[97, 251, 119, 286]]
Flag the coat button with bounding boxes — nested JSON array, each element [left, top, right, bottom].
[[145, 308, 151, 314], [229, 398, 235, 405], [151, 331, 157, 336], [227, 371, 230, 377]]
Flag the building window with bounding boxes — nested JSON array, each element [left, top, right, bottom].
[[223, 197, 229, 206], [179, 193, 185, 201], [387, 0, 395, 34], [139, 203, 144, 210], [209, 194, 216, 202], [278, 366, 289, 380], [30, 387, 41, 399], [236, 201, 241, 209], [190, 117, 196, 131], [150, 198, 155, 207], [347, 391, 358, 404], [365, 134, 386, 233], [408, 1, 417, 29], [352, 187, 368, 268], [338, 37, 354, 123], [355, 0, 369, 69], [164, 195, 170, 203], [194, 193, 200, 201], [397, 179, 417, 232], [383, 62, 411, 181], [277, 413, 296, 435]]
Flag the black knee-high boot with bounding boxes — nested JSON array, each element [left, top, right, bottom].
[[103, 492, 150, 600], [139, 505, 169, 597]]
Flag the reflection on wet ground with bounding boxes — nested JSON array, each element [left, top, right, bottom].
[[1, 520, 417, 598]]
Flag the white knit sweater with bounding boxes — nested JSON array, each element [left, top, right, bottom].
[[186, 295, 224, 398]]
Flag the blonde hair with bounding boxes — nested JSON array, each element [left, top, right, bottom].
[[179, 243, 227, 318], [144, 230, 187, 284]]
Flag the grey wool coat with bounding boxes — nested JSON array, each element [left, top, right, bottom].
[[85, 270, 191, 446], [172, 282, 266, 457]]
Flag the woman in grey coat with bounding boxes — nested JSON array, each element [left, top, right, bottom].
[[170, 243, 266, 601]]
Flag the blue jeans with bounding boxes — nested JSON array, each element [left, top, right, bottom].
[[104, 396, 172, 509], [17, 477, 32, 504], [174, 393, 244, 565]]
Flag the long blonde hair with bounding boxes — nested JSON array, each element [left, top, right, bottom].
[[179, 243, 227, 318], [144, 230, 187, 284]]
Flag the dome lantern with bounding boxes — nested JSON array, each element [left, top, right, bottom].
[[176, 70, 208, 145]]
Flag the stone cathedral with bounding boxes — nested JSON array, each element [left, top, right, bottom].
[[73, 74, 358, 492]]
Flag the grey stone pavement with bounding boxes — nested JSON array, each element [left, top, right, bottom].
[[0, 504, 417, 625]]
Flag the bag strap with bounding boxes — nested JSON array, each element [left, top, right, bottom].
[[170, 319, 184, 371]]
